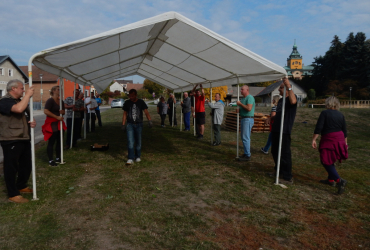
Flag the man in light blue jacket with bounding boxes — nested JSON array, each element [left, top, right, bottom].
[[208, 93, 225, 146]]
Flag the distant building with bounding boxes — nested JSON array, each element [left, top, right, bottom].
[[255, 79, 307, 105], [111, 79, 143, 93], [226, 86, 265, 102], [0, 55, 28, 97], [284, 41, 314, 80]]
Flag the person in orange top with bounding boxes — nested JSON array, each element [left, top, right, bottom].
[[42, 86, 66, 166], [191, 84, 205, 139]]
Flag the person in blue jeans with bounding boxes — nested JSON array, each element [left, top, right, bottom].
[[261, 95, 280, 154], [95, 93, 103, 127], [181, 92, 191, 131], [237, 85, 255, 161], [121, 89, 152, 165]]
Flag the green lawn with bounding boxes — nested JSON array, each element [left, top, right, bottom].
[[1, 105, 369, 249]]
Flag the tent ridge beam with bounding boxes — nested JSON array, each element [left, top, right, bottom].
[[141, 62, 192, 86], [136, 20, 171, 75], [150, 54, 208, 82], [156, 37, 234, 75], [87, 63, 141, 82], [44, 37, 156, 69], [139, 68, 181, 89]]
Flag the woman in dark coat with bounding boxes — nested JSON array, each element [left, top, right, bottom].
[[312, 96, 348, 194]]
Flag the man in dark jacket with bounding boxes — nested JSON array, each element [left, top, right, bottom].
[[0, 79, 36, 203]]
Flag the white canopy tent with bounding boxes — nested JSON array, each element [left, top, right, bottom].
[[27, 11, 287, 200]]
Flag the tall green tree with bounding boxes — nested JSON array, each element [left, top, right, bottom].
[[143, 79, 165, 98]]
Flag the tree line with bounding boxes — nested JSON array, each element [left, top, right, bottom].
[[295, 32, 370, 100]]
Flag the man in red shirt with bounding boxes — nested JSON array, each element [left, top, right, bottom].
[[191, 84, 205, 139]]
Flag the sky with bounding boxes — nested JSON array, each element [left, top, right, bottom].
[[1, 0, 369, 83]]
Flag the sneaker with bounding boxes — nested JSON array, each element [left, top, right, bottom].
[[213, 142, 221, 146], [319, 179, 336, 187], [19, 187, 33, 193], [135, 158, 141, 163], [49, 160, 57, 167], [55, 158, 61, 163], [238, 155, 251, 161], [279, 178, 294, 185], [337, 179, 347, 194], [126, 159, 134, 165], [8, 195, 29, 203], [260, 147, 269, 155], [197, 135, 204, 140]]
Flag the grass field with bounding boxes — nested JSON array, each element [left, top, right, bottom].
[[0, 105, 369, 249]]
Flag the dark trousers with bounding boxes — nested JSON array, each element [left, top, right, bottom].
[[86, 113, 96, 132], [2, 141, 32, 197], [66, 118, 79, 147], [168, 108, 177, 126], [213, 124, 221, 144], [271, 132, 292, 180], [323, 164, 340, 181], [47, 132, 61, 161], [74, 118, 82, 140], [160, 114, 166, 126], [96, 110, 102, 127]]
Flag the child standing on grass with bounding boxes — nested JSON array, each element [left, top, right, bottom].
[[157, 97, 168, 127], [261, 95, 280, 154]]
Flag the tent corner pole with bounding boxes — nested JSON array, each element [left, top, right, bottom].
[[59, 77, 65, 164], [172, 91, 175, 127], [210, 83, 213, 145], [28, 52, 43, 201], [275, 77, 287, 186], [180, 89, 183, 132], [70, 82, 77, 149], [83, 85, 86, 139], [236, 75, 240, 159]]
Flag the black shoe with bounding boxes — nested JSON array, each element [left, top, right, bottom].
[[238, 155, 251, 161], [213, 142, 221, 146], [55, 158, 61, 164], [319, 179, 336, 187], [197, 135, 204, 140], [49, 160, 57, 167], [337, 179, 347, 194]]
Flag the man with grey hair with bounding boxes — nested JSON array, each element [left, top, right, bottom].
[[0, 79, 36, 203], [167, 93, 177, 126], [181, 92, 191, 131], [208, 93, 225, 146]]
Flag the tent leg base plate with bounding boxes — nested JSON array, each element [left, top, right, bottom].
[[274, 182, 288, 189]]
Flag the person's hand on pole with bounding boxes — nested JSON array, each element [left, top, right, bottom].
[[282, 77, 291, 88], [56, 116, 64, 121], [59, 110, 65, 115], [25, 87, 35, 97], [28, 119, 36, 128]]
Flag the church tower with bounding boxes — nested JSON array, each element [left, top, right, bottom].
[[287, 40, 303, 70]]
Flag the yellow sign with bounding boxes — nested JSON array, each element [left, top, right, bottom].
[[28, 71, 32, 78]]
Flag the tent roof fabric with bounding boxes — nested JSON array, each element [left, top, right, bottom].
[[30, 12, 287, 93]]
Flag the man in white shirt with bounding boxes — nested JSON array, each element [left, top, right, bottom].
[[85, 93, 98, 132]]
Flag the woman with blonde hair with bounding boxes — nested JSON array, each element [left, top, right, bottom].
[[42, 86, 66, 166], [312, 96, 348, 194]]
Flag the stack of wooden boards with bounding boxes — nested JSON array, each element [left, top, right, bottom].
[[224, 111, 270, 133]]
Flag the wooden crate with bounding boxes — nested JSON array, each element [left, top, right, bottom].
[[224, 111, 270, 133]]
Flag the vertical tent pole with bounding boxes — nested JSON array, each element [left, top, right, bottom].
[[59, 78, 65, 164], [172, 91, 175, 127], [210, 83, 213, 145], [193, 95, 196, 136], [180, 89, 183, 131], [28, 61, 39, 200], [70, 82, 77, 149], [275, 82, 287, 185], [83, 85, 86, 139], [236, 75, 240, 159]]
